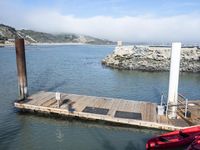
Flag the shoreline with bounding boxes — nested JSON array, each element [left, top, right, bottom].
[[0, 42, 116, 47], [0, 42, 87, 47], [30, 42, 87, 46]]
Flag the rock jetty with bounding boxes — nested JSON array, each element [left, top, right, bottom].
[[102, 45, 200, 72]]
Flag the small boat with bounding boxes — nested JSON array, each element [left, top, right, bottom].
[[186, 135, 200, 150], [146, 126, 200, 150]]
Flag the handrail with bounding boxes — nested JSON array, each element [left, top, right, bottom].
[[165, 93, 189, 118], [178, 93, 188, 118], [184, 99, 188, 118], [160, 93, 164, 106], [178, 93, 187, 100]]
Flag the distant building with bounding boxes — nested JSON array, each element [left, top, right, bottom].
[[4, 38, 15, 45], [117, 41, 122, 46], [7, 39, 15, 42], [0, 40, 5, 44]]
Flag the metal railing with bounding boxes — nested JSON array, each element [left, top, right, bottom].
[[161, 93, 188, 118], [177, 94, 188, 118], [160, 93, 164, 106]]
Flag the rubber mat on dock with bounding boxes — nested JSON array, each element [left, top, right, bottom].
[[82, 107, 109, 115], [114, 111, 142, 120]]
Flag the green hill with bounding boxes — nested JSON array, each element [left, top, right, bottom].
[[0, 24, 115, 45]]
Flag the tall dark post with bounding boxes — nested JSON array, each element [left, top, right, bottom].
[[15, 39, 28, 100]]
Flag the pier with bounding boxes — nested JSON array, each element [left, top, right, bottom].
[[14, 91, 200, 131]]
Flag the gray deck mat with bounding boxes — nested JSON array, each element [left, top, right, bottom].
[[82, 106, 109, 115], [114, 111, 142, 120]]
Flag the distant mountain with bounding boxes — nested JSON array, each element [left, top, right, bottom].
[[0, 24, 115, 45]]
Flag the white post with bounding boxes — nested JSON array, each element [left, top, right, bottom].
[[117, 41, 122, 46], [56, 92, 61, 108], [167, 42, 182, 119]]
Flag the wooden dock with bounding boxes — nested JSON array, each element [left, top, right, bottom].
[[14, 91, 200, 131], [13, 40, 200, 131]]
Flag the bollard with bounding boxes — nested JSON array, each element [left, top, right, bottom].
[[15, 39, 28, 100], [56, 92, 61, 108]]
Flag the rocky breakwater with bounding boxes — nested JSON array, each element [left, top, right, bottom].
[[102, 45, 200, 72]]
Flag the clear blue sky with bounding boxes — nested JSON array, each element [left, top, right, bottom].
[[17, 0, 200, 17], [1, 0, 200, 43]]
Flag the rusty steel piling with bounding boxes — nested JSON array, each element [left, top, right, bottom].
[[15, 39, 28, 100]]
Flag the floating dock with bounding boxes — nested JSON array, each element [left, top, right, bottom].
[[14, 91, 200, 131], [13, 39, 200, 131]]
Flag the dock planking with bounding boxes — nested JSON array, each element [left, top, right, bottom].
[[14, 91, 195, 131]]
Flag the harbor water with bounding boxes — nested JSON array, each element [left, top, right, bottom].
[[0, 45, 200, 150]]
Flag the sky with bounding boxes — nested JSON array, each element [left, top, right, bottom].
[[0, 0, 200, 43]]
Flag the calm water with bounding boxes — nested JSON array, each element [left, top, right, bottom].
[[0, 45, 200, 150]]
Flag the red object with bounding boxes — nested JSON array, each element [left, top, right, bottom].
[[146, 126, 200, 150], [186, 135, 200, 150]]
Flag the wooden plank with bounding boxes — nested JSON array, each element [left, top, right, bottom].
[[93, 97, 104, 108], [128, 101, 136, 113], [148, 103, 152, 121], [70, 95, 84, 104], [150, 103, 156, 121], [127, 101, 135, 112], [86, 97, 99, 107], [27, 91, 45, 100], [107, 99, 118, 116], [27, 92, 51, 105], [74, 96, 93, 112], [146, 103, 151, 121], [72, 96, 91, 108], [97, 98, 105, 108], [100, 98, 112, 109], [26, 91, 46, 104], [119, 100, 127, 111], [122, 100, 130, 111], [101, 98, 114, 111], [141, 103, 147, 121], [41, 98, 56, 107], [152, 104, 157, 122], [108, 99, 121, 117], [35, 93, 55, 106]]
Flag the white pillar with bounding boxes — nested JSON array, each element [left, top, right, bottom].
[[167, 42, 182, 119], [56, 92, 61, 108], [117, 41, 122, 46]]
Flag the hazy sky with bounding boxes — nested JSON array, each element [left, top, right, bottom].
[[1, 0, 200, 43]]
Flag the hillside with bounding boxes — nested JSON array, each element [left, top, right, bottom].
[[0, 24, 19, 40], [0, 24, 115, 45]]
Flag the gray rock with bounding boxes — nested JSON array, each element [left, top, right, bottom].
[[102, 45, 200, 72]]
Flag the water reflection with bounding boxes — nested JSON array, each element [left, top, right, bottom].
[[56, 128, 64, 143]]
